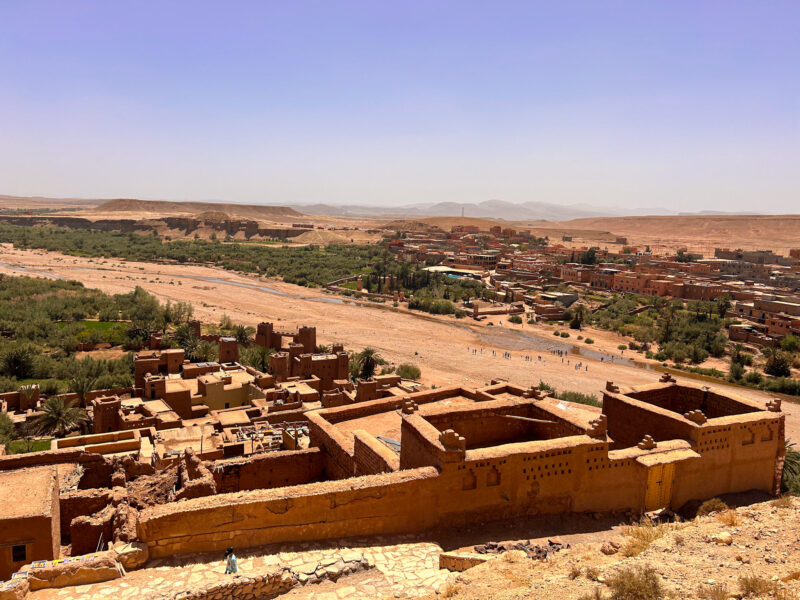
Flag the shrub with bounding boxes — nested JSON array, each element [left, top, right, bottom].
[[585, 338, 595, 344], [560, 332, 570, 338], [780, 335, 799, 353], [557, 391, 601, 408], [715, 509, 739, 526], [396, 364, 421, 380], [738, 575, 774, 598], [508, 315, 522, 324], [621, 519, 671, 557], [553, 331, 561, 336], [606, 565, 663, 600], [729, 362, 745, 381], [618, 344, 627, 351], [771, 495, 794, 508], [697, 497, 728, 515], [744, 370, 763, 385], [765, 349, 793, 377], [697, 584, 729, 600]]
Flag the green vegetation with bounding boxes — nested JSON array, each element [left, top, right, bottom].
[[0, 223, 385, 287], [592, 296, 727, 364], [351, 348, 384, 380], [0, 223, 496, 318], [31, 397, 88, 437], [537, 381, 601, 408], [0, 275, 182, 392], [783, 440, 800, 495], [508, 315, 523, 324], [4, 438, 53, 453], [241, 345, 273, 373], [396, 364, 421, 380]]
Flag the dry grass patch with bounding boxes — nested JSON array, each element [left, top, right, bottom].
[[569, 565, 583, 580], [783, 571, 800, 582], [739, 575, 797, 600], [772, 495, 794, 509], [697, 584, 730, 600], [697, 497, 729, 516], [606, 565, 664, 600], [585, 566, 601, 581], [715, 509, 739, 526], [440, 582, 461, 598], [621, 518, 684, 557]]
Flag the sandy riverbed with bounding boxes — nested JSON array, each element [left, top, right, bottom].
[[1, 244, 797, 440]]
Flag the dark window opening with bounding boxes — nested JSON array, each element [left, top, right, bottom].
[[12, 544, 26, 562]]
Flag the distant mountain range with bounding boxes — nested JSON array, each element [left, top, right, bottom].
[[285, 199, 753, 221], [0, 194, 761, 222]]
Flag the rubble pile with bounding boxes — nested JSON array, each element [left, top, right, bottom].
[[473, 538, 569, 559]]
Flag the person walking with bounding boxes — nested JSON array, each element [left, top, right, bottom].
[[225, 547, 238, 574]]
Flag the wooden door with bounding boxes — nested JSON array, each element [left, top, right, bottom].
[[644, 463, 676, 511]]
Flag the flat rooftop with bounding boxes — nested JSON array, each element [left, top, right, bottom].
[[154, 424, 220, 455], [0, 467, 55, 519], [335, 394, 479, 447]]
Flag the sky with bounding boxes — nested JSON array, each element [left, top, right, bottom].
[[0, 1, 798, 213]]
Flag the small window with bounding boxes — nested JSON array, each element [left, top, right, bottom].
[[224, 402, 230, 409], [12, 544, 26, 562]]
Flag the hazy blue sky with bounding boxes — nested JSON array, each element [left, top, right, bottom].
[[1, 1, 798, 212]]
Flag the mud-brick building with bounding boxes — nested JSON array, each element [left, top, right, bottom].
[[0, 467, 60, 579], [135, 377, 784, 558]]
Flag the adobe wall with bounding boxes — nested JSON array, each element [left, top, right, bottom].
[[213, 448, 326, 494], [0, 448, 106, 474], [422, 403, 584, 449], [138, 437, 657, 562], [603, 392, 696, 448], [137, 468, 441, 558], [353, 430, 399, 475], [307, 411, 356, 479], [625, 384, 760, 419], [671, 412, 785, 506]]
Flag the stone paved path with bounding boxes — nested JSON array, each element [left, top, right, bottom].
[[28, 537, 453, 600]]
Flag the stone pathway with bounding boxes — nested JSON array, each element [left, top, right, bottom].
[[28, 537, 453, 600]]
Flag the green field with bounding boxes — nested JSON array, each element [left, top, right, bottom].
[[56, 320, 126, 332], [4, 439, 53, 454]]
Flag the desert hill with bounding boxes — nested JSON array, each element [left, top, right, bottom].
[[544, 214, 800, 253], [96, 199, 304, 221]]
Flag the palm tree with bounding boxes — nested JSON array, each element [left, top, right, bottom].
[[356, 348, 382, 380], [234, 325, 252, 345], [69, 374, 98, 407], [0, 412, 17, 447], [32, 397, 88, 438], [195, 340, 218, 362], [783, 440, 800, 492], [18, 384, 38, 408], [241, 345, 273, 373]]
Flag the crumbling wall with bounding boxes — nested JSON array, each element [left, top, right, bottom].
[[174, 448, 217, 501], [59, 489, 114, 539], [213, 448, 325, 494], [70, 504, 115, 555]]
